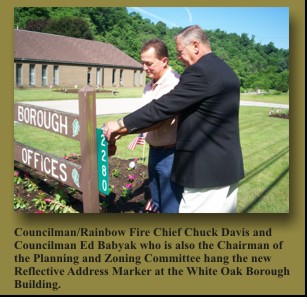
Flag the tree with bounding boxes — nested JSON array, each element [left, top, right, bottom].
[[155, 21, 167, 36], [43, 17, 94, 40], [14, 7, 51, 29], [272, 71, 289, 93], [82, 7, 129, 35], [25, 19, 51, 32]]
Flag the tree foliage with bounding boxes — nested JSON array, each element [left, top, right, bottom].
[[14, 7, 289, 92], [42, 17, 94, 40]]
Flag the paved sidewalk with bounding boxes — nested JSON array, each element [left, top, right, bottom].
[[240, 101, 289, 109], [22, 98, 289, 116]]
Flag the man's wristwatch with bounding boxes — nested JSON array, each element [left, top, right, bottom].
[[117, 118, 124, 129]]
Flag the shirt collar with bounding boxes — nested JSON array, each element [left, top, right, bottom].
[[151, 67, 172, 88]]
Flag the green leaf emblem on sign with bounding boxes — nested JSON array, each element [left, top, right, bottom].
[[72, 119, 80, 137], [72, 168, 80, 188]]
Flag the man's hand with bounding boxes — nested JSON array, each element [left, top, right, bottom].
[[102, 120, 121, 140]]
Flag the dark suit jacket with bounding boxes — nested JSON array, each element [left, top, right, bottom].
[[124, 53, 245, 188]]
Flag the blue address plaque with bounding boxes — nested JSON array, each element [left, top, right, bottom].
[[96, 128, 109, 195]]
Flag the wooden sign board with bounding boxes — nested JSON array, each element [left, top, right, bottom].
[[14, 102, 81, 140], [14, 141, 82, 191]]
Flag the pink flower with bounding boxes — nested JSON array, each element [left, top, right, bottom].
[[133, 158, 138, 163], [14, 171, 19, 177], [125, 183, 132, 189], [34, 210, 45, 214], [44, 198, 52, 203], [128, 174, 135, 181]]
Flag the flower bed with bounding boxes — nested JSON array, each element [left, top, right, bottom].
[[14, 156, 150, 214], [268, 108, 289, 119]]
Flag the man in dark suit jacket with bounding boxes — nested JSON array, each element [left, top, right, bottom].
[[103, 25, 245, 213]]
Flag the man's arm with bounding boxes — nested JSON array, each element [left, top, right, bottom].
[[103, 65, 208, 139], [104, 119, 164, 140]]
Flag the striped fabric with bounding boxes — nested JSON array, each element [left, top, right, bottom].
[[144, 199, 159, 213], [127, 133, 145, 150]]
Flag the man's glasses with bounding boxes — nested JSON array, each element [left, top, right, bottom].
[[177, 42, 193, 56]]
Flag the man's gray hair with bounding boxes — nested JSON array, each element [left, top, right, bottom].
[[175, 25, 210, 46]]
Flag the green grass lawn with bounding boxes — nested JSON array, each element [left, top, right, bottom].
[[237, 107, 289, 213], [14, 104, 289, 213], [14, 87, 144, 101]]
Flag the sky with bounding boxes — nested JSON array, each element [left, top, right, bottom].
[[127, 7, 289, 50]]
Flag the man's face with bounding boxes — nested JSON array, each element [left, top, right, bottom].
[[176, 38, 194, 67], [141, 47, 167, 81]]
